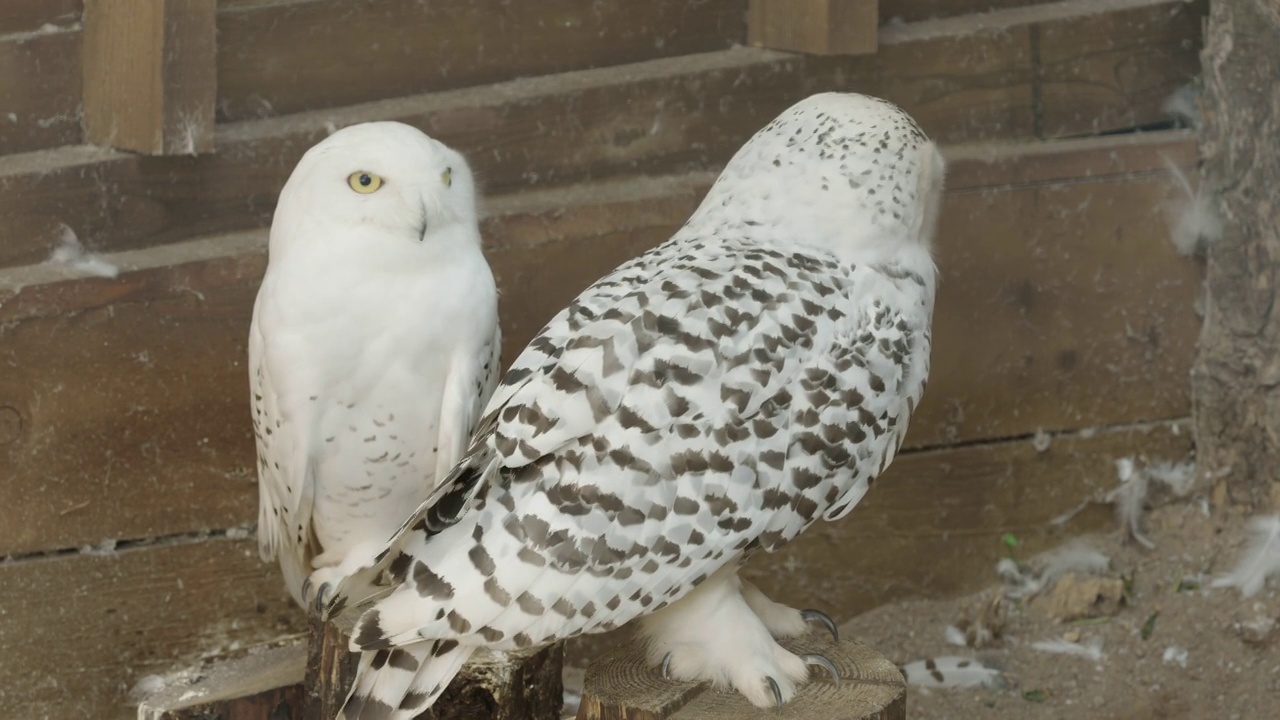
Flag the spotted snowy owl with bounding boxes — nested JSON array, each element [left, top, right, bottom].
[[249, 121, 501, 611], [324, 92, 945, 717]]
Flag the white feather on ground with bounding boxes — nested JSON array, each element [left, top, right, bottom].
[[1211, 515, 1280, 598], [999, 540, 1111, 600], [1146, 460, 1197, 497], [1030, 638, 1105, 662], [944, 625, 968, 647], [1108, 457, 1154, 548], [900, 657, 1004, 690]]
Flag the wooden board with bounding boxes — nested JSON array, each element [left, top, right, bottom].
[[0, 28, 82, 156], [579, 636, 904, 719], [748, 0, 879, 56], [2, 0, 1206, 264], [83, 0, 217, 155], [0, 537, 305, 720], [214, 0, 745, 122], [883, 0, 1057, 24], [1037, 0, 1207, 138], [567, 420, 1195, 667], [0, 42, 1006, 267], [136, 643, 305, 720]]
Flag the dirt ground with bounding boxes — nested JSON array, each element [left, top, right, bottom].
[[562, 501, 1279, 720], [843, 501, 1280, 720]]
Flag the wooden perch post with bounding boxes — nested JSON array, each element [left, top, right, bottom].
[[747, 0, 878, 56], [577, 635, 905, 719], [307, 614, 566, 720], [82, 0, 217, 155]]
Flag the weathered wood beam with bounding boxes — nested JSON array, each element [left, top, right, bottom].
[[1194, 0, 1280, 509], [747, 0, 878, 55], [82, 0, 216, 155]]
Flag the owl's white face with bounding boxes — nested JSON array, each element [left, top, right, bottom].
[[270, 121, 479, 253]]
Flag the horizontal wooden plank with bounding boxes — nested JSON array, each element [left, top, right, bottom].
[[0, 132, 1202, 555], [1037, 0, 1207, 138], [0, 0, 81, 37], [882, 0, 1056, 24], [0, 28, 82, 156], [0, 537, 304, 720], [214, 0, 746, 122], [0, 38, 1037, 269]]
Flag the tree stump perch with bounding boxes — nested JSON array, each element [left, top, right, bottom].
[[577, 635, 905, 720], [305, 614, 565, 720]]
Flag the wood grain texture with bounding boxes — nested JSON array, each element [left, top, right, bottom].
[[0, 28, 82, 155], [0, 537, 305, 720], [747, 0, 878, 55], [1037, 0, 1207, 138], [136, 643, 305, 720], [82, 0, 216, 155], [1, 36, 1037, 269], [882, 0, 1056, 23], [215, 0, 746, 121], [579, 636, 903, 720]]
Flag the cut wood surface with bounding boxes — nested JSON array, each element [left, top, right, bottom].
[[0, 537, 305, 720], [578, 635, 904, 720], [83, 0, 217, 155], [0, 0, 1205, 267], [135, 642, 305, 720], [0, 133, 1203, 556], [748, 0, 879, 56]]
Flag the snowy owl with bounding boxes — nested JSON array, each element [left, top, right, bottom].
[[249, 121, 501, 611], [324, 92, 945, 717]]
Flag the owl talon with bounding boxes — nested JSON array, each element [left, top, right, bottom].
[[802, 653, 841, 688], [801, 609, 839, 643], [660, 652, 673, 680], [765, 676, 783, 709], [301, 577, 313, 603], [314, 582, 333, 612]]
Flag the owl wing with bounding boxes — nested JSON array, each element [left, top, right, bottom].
[[329, 233, 932, 648], [249, 293, 317, 607]]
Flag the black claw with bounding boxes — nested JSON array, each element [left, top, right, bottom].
[[660, 652, 672, 680], [301, 577, 313, 603], [802, 653, 841, 688], [314, 582, 332, 613], [801, 609, 839, 643], [765, 676, 783, 710]]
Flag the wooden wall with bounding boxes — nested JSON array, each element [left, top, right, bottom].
[[0, 1, 1206, 717]]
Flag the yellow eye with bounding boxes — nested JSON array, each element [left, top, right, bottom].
[[347, 171, 383, 194], [442, 167, 452, 188]]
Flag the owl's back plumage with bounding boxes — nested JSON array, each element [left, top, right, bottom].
[[327, 93, 945, 718]]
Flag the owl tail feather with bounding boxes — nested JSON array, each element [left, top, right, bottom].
[[339, 641, 474, 720]]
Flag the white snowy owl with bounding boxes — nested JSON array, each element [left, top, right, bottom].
[[249, 121, 501, 611], [324, 92, 945, 717]]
